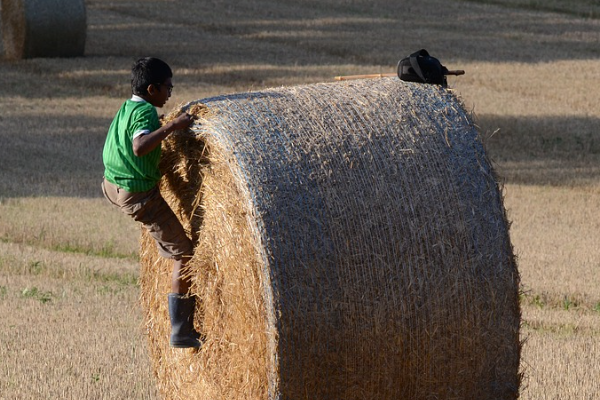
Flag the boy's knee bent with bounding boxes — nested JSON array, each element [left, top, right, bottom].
[[156, 234, 194, 260], [146, 209, 194, 260]]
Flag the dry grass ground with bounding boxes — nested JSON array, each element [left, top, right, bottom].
[[1, 0, 599, 398]]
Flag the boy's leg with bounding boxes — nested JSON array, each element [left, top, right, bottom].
[[123, 187, 200, 348], [172, 256, 192, 294], [102, 179, 200, 348]]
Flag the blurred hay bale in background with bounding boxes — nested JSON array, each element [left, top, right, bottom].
[[139, 78, 521, 400], [1, 0, 86, 59]]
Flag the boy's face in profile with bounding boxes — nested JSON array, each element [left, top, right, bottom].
[[146, 77, 173, 108]]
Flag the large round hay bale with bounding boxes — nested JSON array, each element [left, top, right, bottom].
[[139, 78, 521, 400], [1, 0, 86, 59]]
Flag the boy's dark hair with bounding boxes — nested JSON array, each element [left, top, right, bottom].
[[131, 57, 173, 96]]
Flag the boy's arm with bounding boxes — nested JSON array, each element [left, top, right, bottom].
[[133, 113, 193, 157]]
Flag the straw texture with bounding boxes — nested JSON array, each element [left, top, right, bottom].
[[1, 0, 86, 59], [139, 78, 521, 400]]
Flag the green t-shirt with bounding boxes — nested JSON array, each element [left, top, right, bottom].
[[103, 97, 161, 192]]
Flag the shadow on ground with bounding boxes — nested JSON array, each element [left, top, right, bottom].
[[479, 114, 600, 186], [2, 112, 599, 198]]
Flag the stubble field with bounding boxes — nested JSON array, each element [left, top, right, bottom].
[[1, 0, 599, 398]]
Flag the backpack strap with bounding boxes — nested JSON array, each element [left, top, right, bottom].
[[409, 51, 428, 83]]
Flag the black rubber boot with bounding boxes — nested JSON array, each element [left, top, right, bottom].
[[168, 293, 202, 348]]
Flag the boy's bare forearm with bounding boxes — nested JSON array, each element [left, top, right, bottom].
[[132, 124, 172, 156], [133, 114, 192, 157]]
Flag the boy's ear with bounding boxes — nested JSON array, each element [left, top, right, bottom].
[[147, 84, 158, 95]]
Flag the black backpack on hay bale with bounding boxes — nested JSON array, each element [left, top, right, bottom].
[[398, 49, 455, 86]]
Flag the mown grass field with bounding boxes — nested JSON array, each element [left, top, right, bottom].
[[1, 0, 599, 398]]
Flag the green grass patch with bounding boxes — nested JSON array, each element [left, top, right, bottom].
[[0, 254, 139, 287], [562, 296, 578, 311], [86, 269, 139, 287], [50, 241, 137, 260], [1, 236, 138, 261], [21, 287, 55, 304], [521, 290, 597, 312], [27, 260, 45, 275]]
